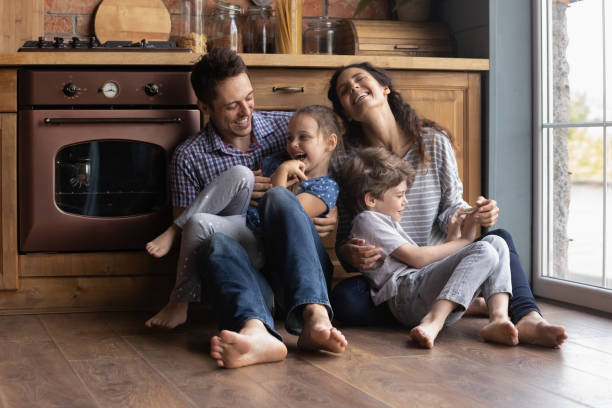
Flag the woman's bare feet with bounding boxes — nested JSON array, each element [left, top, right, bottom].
[[516, 311, 568, 348], [145, 301, 188, 329], [146, 224, 180, 258], [297, 304, 347, 353], [210, 319, 287, 368], [480, 319, 519, 346], [464, 297, 489, 317], [409, 318, 445, 348]]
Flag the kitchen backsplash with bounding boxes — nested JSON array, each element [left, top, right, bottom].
[[43, 0, 390, 39]]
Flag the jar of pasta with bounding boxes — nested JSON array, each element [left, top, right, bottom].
[[207, 0, 243, 53], [177, 0, 207, 53], [275, 0, 302, 54]]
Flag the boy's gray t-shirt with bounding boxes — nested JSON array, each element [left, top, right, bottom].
[[350, 211, 418, 305]]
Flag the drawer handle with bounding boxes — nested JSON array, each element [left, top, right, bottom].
[[394, 44, 419, 50], [272, 86, 304, 93]]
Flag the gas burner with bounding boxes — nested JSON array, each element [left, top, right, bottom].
[[19, 37, 189, 52]]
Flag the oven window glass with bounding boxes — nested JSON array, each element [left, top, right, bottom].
[[55, 141, 167, 217]]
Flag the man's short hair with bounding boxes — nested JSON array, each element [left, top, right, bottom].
[[339, 147, 416, 217], [190, 48, 248, 106]]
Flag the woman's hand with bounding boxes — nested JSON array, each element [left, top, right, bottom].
[[271, 160, 307, 188], [461, 211, 478, 242], [312, 206, 337, 238], [250, 169, 272, 207], [338, 238, 382, 270], [445, 208, 464, 242], [474, 196, 499, 228]]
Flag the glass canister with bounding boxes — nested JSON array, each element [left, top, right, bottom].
[[244, 5, 275, 53], [303, 17, 338, 54], [275, 0, 302, 54], [207, 0, 243, 53], [177, 0, 207, 53]]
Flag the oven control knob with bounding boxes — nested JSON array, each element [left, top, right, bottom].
[[144, 83, 160, 96], [63, 83, 81, 97]]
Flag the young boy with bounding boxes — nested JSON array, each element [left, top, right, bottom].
[[339, 147, 517, 348]]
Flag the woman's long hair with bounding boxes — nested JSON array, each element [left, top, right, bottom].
[[328, 62, 453, 168]]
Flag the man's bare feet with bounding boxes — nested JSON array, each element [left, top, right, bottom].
[[297, 304, 347, 353], [516, 311, 568, 348], [145, 301, 189, 329], [146, 224, 180, 258], [409, 318, 445, 348], [209, 319, 287, 368], [480, 319, 519, 346], [464, 297, 489, 317]]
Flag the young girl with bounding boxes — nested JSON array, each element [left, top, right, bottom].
[[340, 147, 517, 348], [145, 105, 343, 331]]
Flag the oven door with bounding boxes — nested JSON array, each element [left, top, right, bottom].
[[19, 109, 200, 252]]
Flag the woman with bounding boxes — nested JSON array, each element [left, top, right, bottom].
[[327, 62, 567, 348]]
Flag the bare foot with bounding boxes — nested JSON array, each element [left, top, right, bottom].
[[297, 304, 347, 353], [146, 224, 180, 258], [409, 319, 445, 348], [464, 297, 489, 317], [209, 320, 287, 368], [480, 319, 519, 346], [516, 311, 568, 348], [145, 301, 188, 329]]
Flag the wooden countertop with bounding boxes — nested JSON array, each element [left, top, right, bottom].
[[0, 52, 489, 71]]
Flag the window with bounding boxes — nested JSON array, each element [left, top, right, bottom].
[[535, 0, 612, 312]]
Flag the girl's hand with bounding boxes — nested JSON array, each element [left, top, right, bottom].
[[271, 160, 307, 188], [445, 208, 464, 242], [339, 238, 382, 270], [474, 196, 499, 228]]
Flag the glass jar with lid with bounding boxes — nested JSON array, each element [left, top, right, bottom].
[[303, 17, 338, 55], [244, 5, 274, 53], [177, 0, 207, 53], [207, 0, 243, 53]]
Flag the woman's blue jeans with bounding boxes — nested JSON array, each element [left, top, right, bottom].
[[329, 229, 541, 325], [201, 187, 333, 340]]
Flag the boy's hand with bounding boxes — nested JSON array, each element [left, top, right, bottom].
[[313, 206, 337, 238], [250, 169, 272, 207], [341, 238, 382, 270], [474, 196, 499, 227]]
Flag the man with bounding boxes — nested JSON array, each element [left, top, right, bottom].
[[158, 49, 346, 368]]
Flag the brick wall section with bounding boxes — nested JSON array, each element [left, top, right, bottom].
[[43, 0, 390, 40]]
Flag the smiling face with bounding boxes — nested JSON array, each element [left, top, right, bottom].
[[199, 73, 254, 146], [286, 113, 337, 178], [366, 181, 408, 222], [335, 67, 390, 122]]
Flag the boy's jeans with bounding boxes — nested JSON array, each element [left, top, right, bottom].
[[202, 187, 333, 340]]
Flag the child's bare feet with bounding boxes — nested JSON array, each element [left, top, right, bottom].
[[480, 319, 519, 346], [297, 304, 347, 353], [464, 297, 488, 316], [516, 311, 568, 348], [145, 301, 188, 329], [146, 224, 180, 258], [409, 319, 445, 348], [210, 319, 287, 368]]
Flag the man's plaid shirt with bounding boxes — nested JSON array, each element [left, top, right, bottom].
[[170, 110, 293, 208]]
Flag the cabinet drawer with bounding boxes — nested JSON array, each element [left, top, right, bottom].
[[249, 68, 334, 110]]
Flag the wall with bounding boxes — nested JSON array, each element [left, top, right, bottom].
[[434, 0, 488, 58]]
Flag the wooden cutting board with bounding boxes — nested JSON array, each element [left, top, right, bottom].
[[94, 0, 171, 43]]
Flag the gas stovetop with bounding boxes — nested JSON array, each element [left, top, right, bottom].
[[19, 37, 192, 52]]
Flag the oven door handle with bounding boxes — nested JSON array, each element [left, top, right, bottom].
[[43, 117, 183, 125]]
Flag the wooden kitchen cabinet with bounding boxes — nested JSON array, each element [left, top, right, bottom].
[[0, 53, 486, 313]]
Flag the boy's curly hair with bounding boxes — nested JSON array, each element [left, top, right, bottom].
[[339, 147, 415, 218]]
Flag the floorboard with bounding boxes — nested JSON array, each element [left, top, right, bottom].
[[0, 299, 611, 407]]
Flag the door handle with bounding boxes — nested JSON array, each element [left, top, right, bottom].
[[43, 117, 183, 124]]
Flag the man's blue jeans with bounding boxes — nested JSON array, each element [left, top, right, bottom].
[[201, 187, 333, 340], [329, 229, 541, 326]]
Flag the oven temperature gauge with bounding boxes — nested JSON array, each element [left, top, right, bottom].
[[100, 81, 120, 98]]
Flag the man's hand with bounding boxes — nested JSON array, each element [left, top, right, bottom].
[[338, 238, 382, 270], [250, 169, 272, 207], [474, 196, 499, 228], [312, 206, 337, 238]]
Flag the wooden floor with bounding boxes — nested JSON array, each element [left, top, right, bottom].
[[1, 299, 611, 408]]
